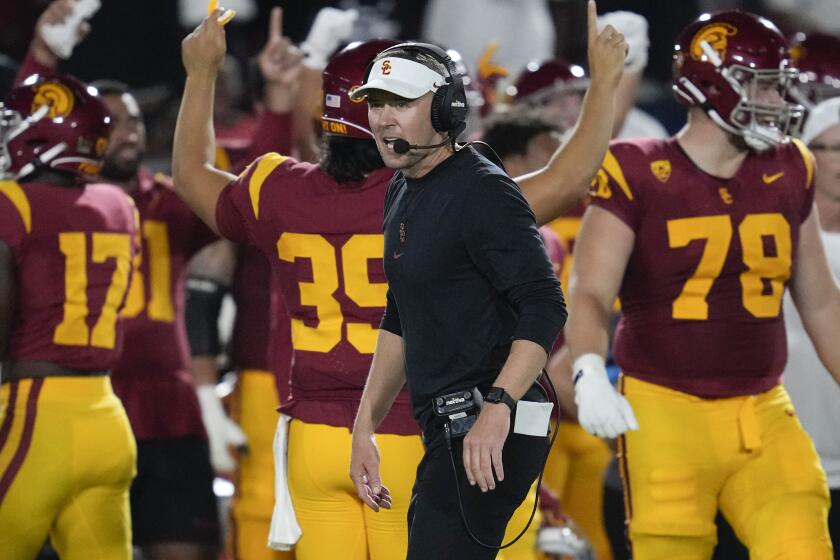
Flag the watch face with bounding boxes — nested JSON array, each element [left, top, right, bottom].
[[486, 388, 502, 402]]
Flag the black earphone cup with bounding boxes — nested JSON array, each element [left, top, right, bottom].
[[431, 86, 450, 133]]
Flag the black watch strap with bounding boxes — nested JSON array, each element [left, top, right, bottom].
[[485, 387, 516, 414]]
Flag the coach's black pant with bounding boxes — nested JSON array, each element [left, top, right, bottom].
[[406, 423, 548, 559]]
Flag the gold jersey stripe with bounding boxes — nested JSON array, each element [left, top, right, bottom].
[[0, 180, 32, 234], [791, 138, 815, 189], [214, 146, 232, 172], [602, 150, 634, 201], [248, 153, 288, 220]]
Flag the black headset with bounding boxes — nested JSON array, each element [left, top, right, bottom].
[[363, 42, 468, 137]]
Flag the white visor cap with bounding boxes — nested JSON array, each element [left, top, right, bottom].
[[802, 97, 840, 146], [349, 56, 447, 101]]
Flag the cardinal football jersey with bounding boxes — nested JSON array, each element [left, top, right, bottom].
[[0, 179, 138, 371], [215, 156, 417, 434], [590, 137, 814, 397], [111, 170, 216, 439]]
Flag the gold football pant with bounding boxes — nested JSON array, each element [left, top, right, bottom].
[[0, 377, 136, 560], [287, 419, 425, 560], [498, 480, 543, 560], [229, 369, 293, 560], [620, 376, 833, 560], [543, 419, 613, 560]]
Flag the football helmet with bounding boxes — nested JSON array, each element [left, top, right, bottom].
[[321, 38, 398, 140], [1, 73, 110, 180], [790, 32, 840, 109], [673, 10, 804, 151], [506, 59, 589, 131], [507, 59, 589, 106]]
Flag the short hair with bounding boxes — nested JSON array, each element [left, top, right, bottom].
[[319, 135, 384, 184], [89, 79, 131, 97], [481, 113, 559, 160]]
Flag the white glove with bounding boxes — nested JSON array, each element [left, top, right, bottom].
[[597, 11, 649, 73], [300, 7, 358, 70], [573, 353, 639, 438], [40, 0, 100, 60], [197, 384, 248, 473]]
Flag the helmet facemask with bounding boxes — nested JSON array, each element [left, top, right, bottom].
[[699, 40, 804, 151], [0, 103, 67, 180]]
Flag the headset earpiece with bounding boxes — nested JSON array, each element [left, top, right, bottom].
[[365, 42, 468, 136]]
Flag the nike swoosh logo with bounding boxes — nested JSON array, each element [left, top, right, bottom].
[[393, 251, 404, 259], [762, 171, 784, 184]]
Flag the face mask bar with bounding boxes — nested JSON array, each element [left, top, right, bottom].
[[0, 103, 67, 180], [695, 41, 804, 150]]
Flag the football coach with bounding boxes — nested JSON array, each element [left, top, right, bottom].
[[348, 38, 567, 559]]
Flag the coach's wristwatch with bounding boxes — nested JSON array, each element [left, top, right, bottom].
[[484, 387, 516, 414]]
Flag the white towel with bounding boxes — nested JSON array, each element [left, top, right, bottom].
[[40, 0, 101, 59], [268, 414, 302, 551]]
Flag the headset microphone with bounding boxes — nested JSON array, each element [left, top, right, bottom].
[[391, 138, 450, 154]]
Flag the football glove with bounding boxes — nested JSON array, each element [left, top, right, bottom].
[[301, 7, 358, 70], [573, 353, 638, 438], [197, 384, 247, 474]]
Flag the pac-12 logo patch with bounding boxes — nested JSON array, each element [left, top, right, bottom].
[[32, 82, 75, 119], [650, 160, 671, 183]]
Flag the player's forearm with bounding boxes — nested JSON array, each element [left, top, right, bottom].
[[517, 81, 616, 226], [566, 288, 612, 364], [353, 329, 407, 436], [293, 67, 323, 164], [546, 345, 577, 419], [491, 339, 548, 401], [190, 355, 220, 386], [172, 70, 235, 231]]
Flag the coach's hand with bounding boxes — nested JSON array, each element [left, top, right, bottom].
[[587, 0, 627, 92], [573, 353, 638, 438], [463, 403, 510, 492], [350, 432, 392, 512]]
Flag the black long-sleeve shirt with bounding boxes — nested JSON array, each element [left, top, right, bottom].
[[380, 146, 567, 428]]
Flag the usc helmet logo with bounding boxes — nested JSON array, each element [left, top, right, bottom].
[[348, 85, 365, 103], [690, 23, 738, 61], [32, 82, 75, 119], [381, 60, 392, 75]]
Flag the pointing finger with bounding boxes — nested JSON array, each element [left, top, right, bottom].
[[587, 0, 598, 49], [269, 7, 282, 40]]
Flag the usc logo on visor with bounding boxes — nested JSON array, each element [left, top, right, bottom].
[[381, 60, 392, 75], [32, 82, 75, 119], [691, 23, 737, 61]]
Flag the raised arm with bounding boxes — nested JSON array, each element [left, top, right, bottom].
[[172, 12, 238, 233], [516, 0, 626, 225], [790, 205, 840, 386]]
